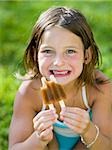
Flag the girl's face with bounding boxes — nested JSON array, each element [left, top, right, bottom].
[[38, 26, 84, 85]]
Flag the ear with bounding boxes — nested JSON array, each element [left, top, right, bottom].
[[84, 47, 92, 64]]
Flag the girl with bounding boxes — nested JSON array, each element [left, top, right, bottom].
[[9, 6, 112, 150]]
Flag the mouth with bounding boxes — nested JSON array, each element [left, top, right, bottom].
[[49, 70, 71, 77]]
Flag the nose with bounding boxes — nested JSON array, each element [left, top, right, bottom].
[[53, 55, 65, 66]]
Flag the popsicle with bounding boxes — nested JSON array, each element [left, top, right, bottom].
[[41, 77, 55, 110], [41, 75, 66, 110], [48, 75, 66, 108]]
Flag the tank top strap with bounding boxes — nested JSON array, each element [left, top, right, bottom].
[[82, 85, 90, 109]]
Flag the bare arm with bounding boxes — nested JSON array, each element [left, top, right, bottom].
[[60, 80, 112, 150], [8, 81, 49, 150], [81, 81, 112, 150]]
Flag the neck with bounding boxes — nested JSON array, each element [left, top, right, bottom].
[[62, 80, 79, 94]]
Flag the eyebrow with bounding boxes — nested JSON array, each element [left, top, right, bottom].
[[65, 46, 78, 48], [39, 45, 54, 49], [40, 44, 83, 50]]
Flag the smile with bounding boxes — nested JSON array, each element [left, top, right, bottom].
[[50, 70, 71, 77]]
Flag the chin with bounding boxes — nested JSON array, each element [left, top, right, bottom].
[[55, 77, 75, 85]]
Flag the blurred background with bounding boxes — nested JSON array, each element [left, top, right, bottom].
[[0, 0, 112, 149]]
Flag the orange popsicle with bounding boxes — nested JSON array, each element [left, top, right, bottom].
[[41, 77, 55, 110], [46, 81, 66, 108], [41, 76, 66, 109]]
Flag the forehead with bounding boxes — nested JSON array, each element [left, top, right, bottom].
[[40, 26, 84, 49]]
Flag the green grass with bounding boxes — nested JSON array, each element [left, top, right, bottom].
[[0, 1, 112, 149]]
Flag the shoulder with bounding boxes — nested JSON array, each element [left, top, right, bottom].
[[14, 78, 43, 115], [87, 70, 112, 108], [95, 70, 112, 93], [9, 78, 43, 147], [19, 77, 42, 93], [95, 69, 110, 81]]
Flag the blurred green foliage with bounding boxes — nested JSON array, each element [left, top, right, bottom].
[[0, 0, 112, 149]]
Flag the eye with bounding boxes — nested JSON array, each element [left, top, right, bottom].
[[42, 49, 52, 54], [66, 49, 76, 55], [40, 49, 55, 56]]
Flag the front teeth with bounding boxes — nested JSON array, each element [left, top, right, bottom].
[[52, 70, 69, 75]]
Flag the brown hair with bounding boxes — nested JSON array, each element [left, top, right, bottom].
[[23, 6, 103, 87]]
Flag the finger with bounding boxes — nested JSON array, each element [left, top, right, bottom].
[[63, 111, 90, 128], [34, 114, 58, 130], [64, 121, 84, 134], [33, 109, 56, 123], [63, 116, 80, 127], [63, 116, 90, 134], [38, 121, 53, 132], [60, 111, 83, 122], [40, 126, 53, 141], [35, 119, 55, 132], [61, 107, 89, 120], [65, 107, 87, 114]]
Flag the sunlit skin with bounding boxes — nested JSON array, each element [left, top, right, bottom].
[[38, 26, 85, 88]]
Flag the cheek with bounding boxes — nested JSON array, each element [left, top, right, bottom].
[[38, 58, 46, 70], [69, 54, 84, 65], [38, 54, 51, 73], [38, 54, 45, 71], [69, 55, 84, 74]]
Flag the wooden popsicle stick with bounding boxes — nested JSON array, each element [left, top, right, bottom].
[[48, 103, 55, 110], [59, 100, 66, 108], [41, 77, 47, 87]]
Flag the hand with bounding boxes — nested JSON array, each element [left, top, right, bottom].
[[60, 107, 90, 135], [33, 109, 58, 142]]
